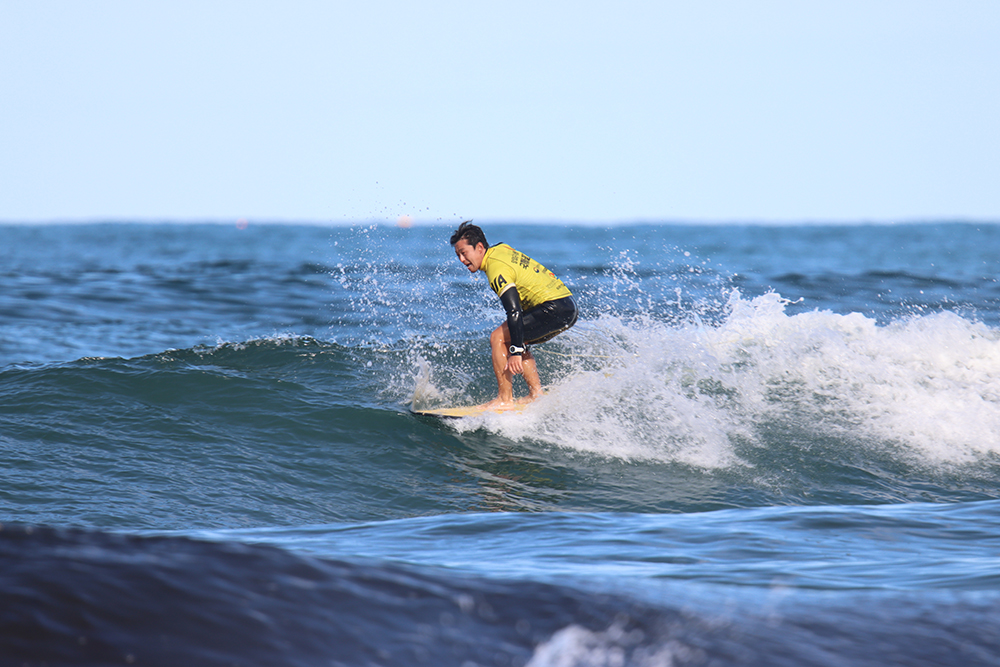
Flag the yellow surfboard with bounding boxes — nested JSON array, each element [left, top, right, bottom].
[[411, 402, 530, 419]]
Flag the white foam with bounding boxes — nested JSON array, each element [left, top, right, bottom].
[[526, 621, 701, 667], [409, 355, 449, 408], [431, 290, 1000, 467]]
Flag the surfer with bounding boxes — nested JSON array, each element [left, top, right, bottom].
[[450, 221, 578, 408]]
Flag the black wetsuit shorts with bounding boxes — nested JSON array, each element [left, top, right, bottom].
[[522, 296, 579, 346]]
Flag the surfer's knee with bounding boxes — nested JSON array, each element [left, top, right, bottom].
[[489, 325, 508, 348]]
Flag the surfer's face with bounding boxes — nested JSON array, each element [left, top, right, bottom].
[[454, 239, 487, 272]]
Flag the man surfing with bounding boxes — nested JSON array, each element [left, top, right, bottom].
[[450, 221, 578, 409]]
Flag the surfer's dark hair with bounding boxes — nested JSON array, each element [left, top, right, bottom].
[[450, 220, 488, 249]]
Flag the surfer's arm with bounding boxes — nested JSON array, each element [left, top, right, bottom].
[[499, 287, 525, 352]]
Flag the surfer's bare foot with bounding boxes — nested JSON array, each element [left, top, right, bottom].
[[480, 397, 517, 411]]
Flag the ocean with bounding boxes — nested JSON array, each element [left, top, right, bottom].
[[2, 221, 999, 666]]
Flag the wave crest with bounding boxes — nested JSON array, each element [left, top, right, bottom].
[[447, 290, 1000, 468]]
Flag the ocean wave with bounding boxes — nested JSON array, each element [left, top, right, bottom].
[[2, 523, 998, 667], [4, 321, 1000, 531]]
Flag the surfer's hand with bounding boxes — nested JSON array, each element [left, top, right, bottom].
[[506, 354, 524, 376]]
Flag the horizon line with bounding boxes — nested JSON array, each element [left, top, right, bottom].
[[3, 216, 998, 227]]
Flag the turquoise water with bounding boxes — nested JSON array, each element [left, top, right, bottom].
[[2, 221, 1000, 665]]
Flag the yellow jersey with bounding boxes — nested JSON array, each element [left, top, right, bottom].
[[481, 243, 572, 310]]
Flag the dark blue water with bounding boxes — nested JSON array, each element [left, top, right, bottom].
[[2, 221, 1000, 665]]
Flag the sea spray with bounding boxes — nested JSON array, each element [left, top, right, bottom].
[[444, 289, 1000, 474]]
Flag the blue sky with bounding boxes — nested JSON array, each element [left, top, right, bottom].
[[2, 1, 998, 224]]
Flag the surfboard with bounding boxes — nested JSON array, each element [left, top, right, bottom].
[[411, 402, 530, 419]]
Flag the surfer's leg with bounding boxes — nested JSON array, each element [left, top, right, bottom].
[[486, 324, 516, 407], [520, 349, 543, 402]]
